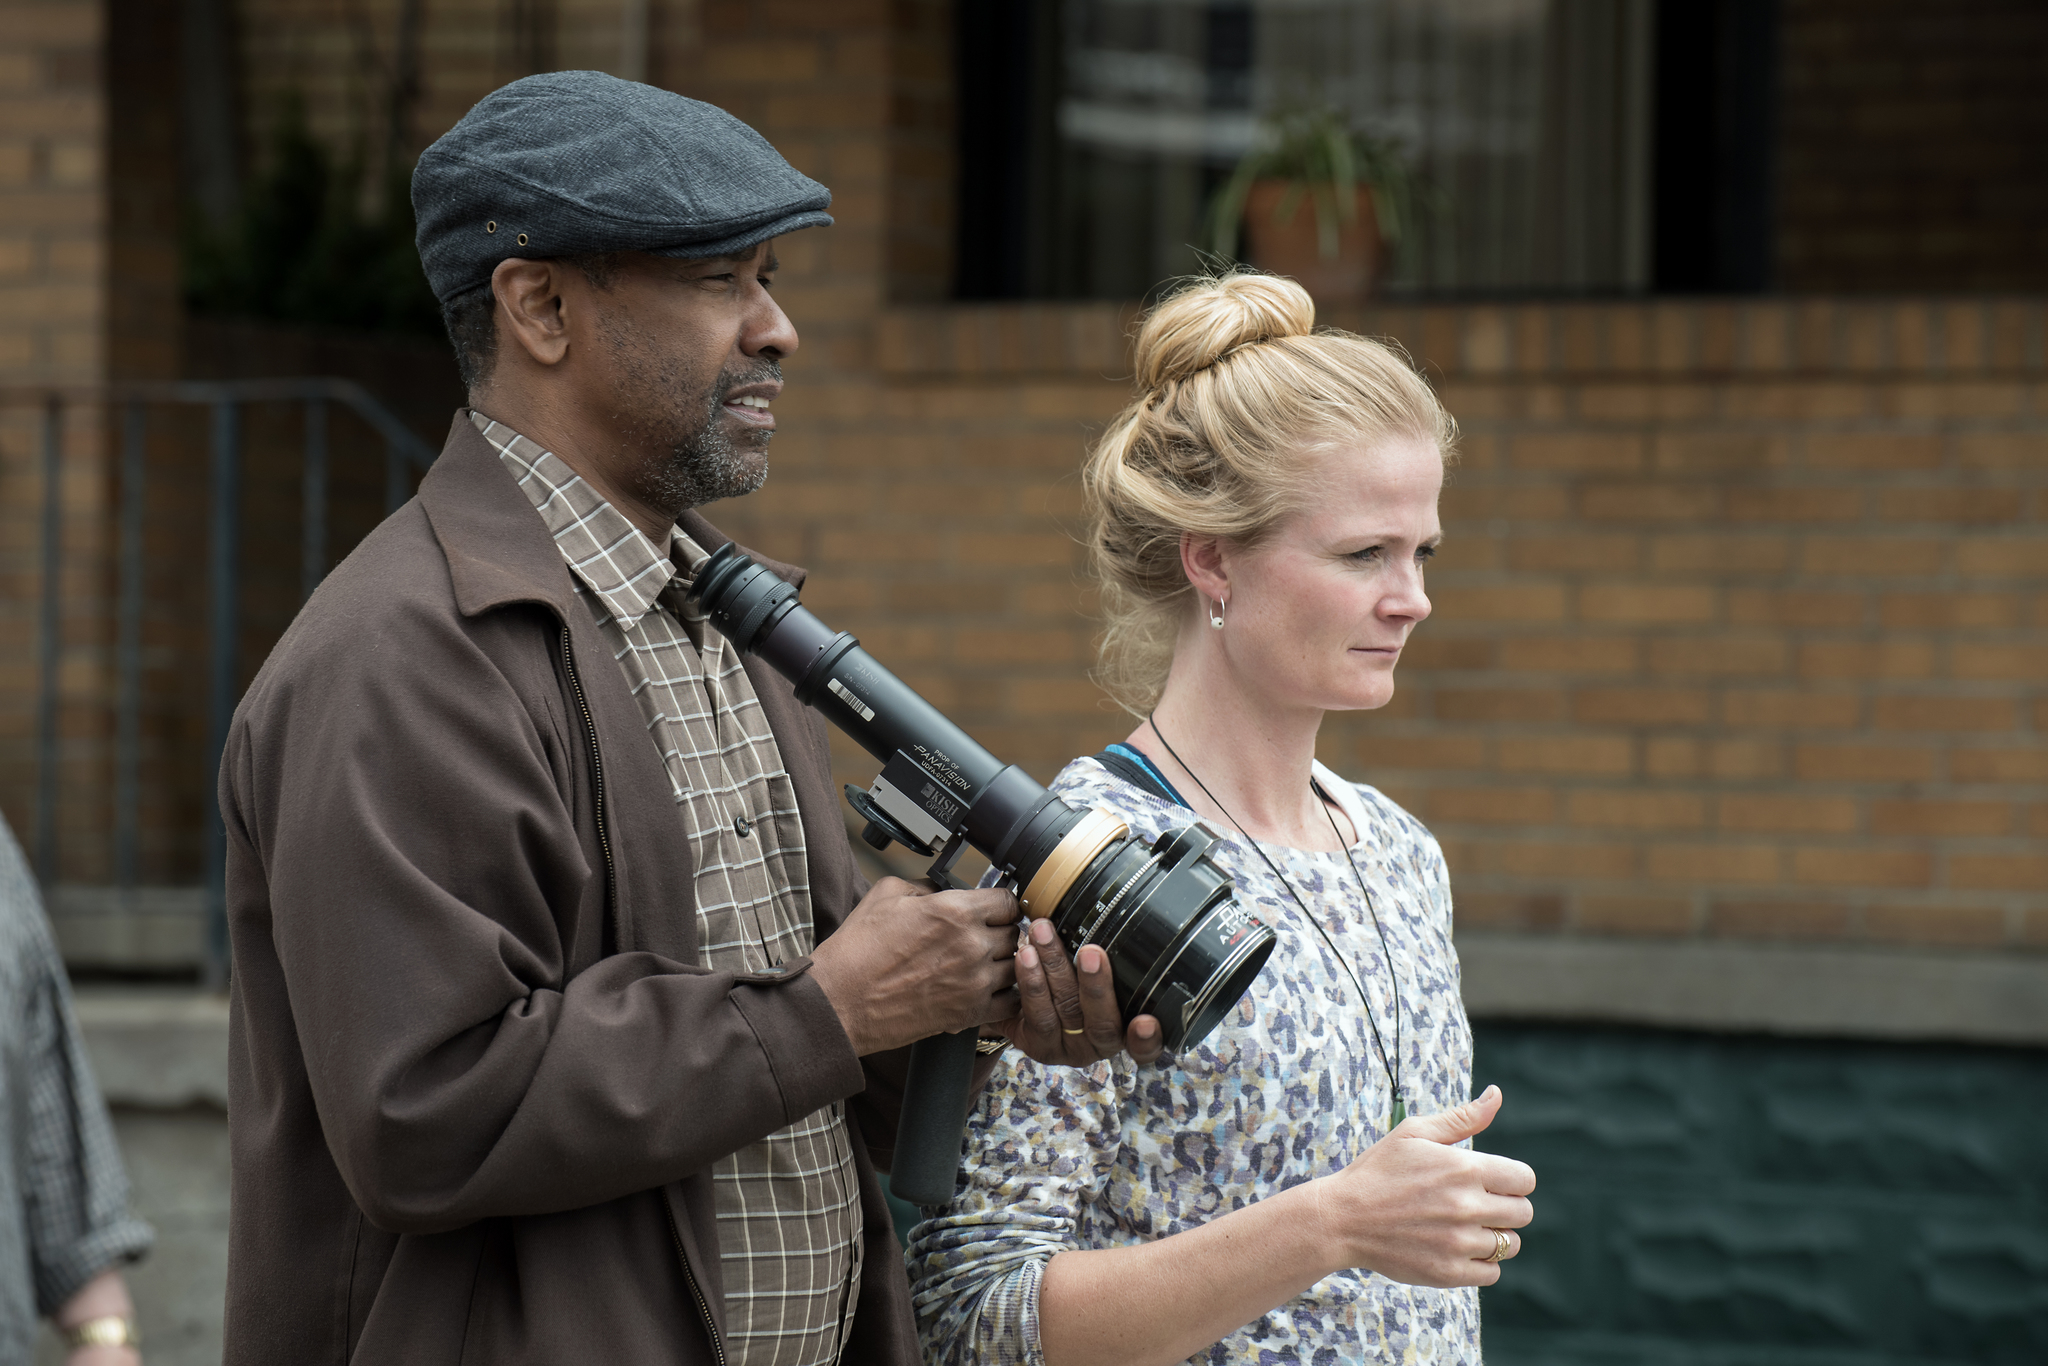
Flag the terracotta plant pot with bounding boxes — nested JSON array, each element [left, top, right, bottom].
[[1241, 179, 1384, 305]]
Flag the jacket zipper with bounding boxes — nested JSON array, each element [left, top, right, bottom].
[[558, 624, 725, 1365], [669, 1199, 727, 1366]]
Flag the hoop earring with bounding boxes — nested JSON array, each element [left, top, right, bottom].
[[1210, 597, 1226, 629]]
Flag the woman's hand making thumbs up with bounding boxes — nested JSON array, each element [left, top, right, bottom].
[[1313, 1084, 1537, 1287]]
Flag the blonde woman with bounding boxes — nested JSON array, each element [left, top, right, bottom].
[[908, 273, 1535, 1365]]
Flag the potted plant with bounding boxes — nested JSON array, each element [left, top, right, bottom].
[[1206, 107, 1418, 304]]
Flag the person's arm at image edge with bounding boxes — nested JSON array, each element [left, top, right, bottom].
[[53, 1268, 140, 1366], [12, 862, 154, 1365]]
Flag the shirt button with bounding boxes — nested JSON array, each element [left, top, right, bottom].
[[733, 813, 752, 837]]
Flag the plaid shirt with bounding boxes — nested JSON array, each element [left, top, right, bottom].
[[476, 413, 864, 1366], [0, 817, 154, 1360]]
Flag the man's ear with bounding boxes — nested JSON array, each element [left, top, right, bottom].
[[491, 258, 574, 369], [1180, 531, 1231, 604]]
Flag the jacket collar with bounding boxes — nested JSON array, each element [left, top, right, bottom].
[[418, 410, 807, 620]]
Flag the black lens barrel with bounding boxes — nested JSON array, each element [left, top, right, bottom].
[[695, 544, 1048, 866], [688, 542, 1274, 1054]]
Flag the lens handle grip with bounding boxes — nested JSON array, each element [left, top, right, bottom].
[[887, 840, 981, 1209], [890, 1027, 980, 1207]]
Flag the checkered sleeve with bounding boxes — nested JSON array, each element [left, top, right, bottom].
[[0, 823, 154, 1316]]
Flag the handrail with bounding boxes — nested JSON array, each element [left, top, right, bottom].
[[0, 378, 439, 469], [10, 378, 439, 987]]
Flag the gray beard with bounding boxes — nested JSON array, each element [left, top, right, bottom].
[[597, 303, 777, 512], [641, 363, 776, 510]]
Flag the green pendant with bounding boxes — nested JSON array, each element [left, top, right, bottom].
[[1391, 1098, 1406, 1128]]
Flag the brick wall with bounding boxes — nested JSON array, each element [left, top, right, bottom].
[[0, 0, 115, 878], [0, 0, 923, 891], [0, 0, 102, 383], [165, 5, 2048, 955], [235, 0, 696, 181], [723, 297, 2048, 953], [10, 0, 2042, 968], [689, 0, 898, 339]]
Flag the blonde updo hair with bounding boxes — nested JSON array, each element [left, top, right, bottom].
[[1084, 271, 1457, 713]]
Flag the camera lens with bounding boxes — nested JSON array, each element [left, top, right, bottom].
[[1003, 804, 1274, 1053], [688, 543, 1275, 1053]]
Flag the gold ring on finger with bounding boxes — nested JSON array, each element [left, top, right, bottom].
[[1061, 1026, 1086, 1035], [1485, 1228, 1512, 1263]]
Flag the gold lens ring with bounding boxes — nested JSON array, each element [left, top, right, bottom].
[[1019, 807, 1128, 920]]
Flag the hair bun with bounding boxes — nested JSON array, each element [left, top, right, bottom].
[[1131, 272, 1317, 391]]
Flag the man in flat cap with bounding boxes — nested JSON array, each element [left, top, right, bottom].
[[218, 72, 1156, 1366]]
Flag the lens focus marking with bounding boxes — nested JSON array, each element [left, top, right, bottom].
[[1075, 852, 1157, 947]]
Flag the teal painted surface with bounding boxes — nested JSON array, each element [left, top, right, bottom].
[[1472, 1023, 2048, 1366]]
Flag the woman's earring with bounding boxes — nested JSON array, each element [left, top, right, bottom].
[[1210, 598, 1226, 629]]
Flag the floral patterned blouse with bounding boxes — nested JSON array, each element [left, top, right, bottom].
[[907, 756, 1482, 1366]]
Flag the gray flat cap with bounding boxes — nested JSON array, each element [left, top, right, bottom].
[[412, 71, 832, 303]]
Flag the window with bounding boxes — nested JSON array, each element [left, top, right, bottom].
[[957, 0, 1660, 300]]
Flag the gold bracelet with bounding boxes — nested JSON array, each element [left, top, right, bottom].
[[63, 1314, 139, 1350], [973, 1035, 1008, 1055]]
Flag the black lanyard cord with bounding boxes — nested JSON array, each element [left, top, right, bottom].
[[1146, 716, 1406, 1124]]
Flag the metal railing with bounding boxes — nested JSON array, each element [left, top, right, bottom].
[[13, 379, 438, 987]]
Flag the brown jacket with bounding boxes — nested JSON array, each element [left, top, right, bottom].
[[221, 414, 918, 1364]]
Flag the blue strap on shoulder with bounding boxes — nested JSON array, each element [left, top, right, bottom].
[[1095, 742, 1192, 810]]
